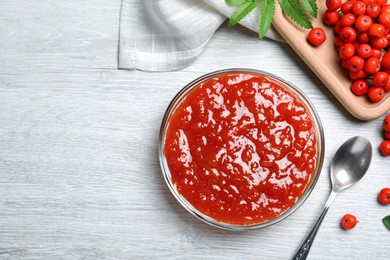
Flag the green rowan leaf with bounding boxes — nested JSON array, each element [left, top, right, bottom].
[[228, 1, 257, 27], [259, 0, 275, 39], [383, 215, 390, 231], [278, 0, 313, 29], [299, 0, 318, 18], [226, 0, 249, 5]]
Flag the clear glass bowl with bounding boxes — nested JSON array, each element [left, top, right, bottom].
[[159, 68, 325, 230]]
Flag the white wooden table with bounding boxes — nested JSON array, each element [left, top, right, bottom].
[[1, 1, 389, 259]]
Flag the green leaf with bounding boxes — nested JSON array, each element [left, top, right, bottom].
[[278, 0, 313, 29], [226, 0, 248, 5], [228, 1, 257, 27], [259, 0, 275, 38], [299, 0, 318, 18], [383, 215, 390, 231]]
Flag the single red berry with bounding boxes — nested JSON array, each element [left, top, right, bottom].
[[324, 10, 340, 25], [378, 12, 390, 28], [371, 36, 388, 49], [307, 27, 327, 46], [327, 0, 343, 11], [364, 57, 381, 74], [379, 140, 390, 155], [370, 48, 382, 58], [381, 52, 390, 68], [368, 86, 385, 102], [356, 43, 372, 58], [351, 79, 369, 95], [340, 27, 357, 43], [339, 43, 356, 59], [385, 131, 390, 139], [381, 5, 390, 13], [347, 55, 365, 72], [366, 3, 381, 18], [340, 13, 357, 27], [373, 72, 389, 87], [368, 23, 386, 37], [379, 188, 390, 204], [357, 32, 371, 43], [355, 15, 373, 32], [384, 115, 390, 131], [341, 1, 354, 14], [352, 1, 367, 16], [341, 214, 358, 230], [350, 70, 368, 80]]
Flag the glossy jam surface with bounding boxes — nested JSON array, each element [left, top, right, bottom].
[[164, 72, 318, 226]]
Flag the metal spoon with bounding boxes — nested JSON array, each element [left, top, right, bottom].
[[292, 136, 372, 260]]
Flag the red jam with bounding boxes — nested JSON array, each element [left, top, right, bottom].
[[164, 72, 318, 226]]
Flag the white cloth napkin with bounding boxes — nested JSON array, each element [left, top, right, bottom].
[[119, 0, 283, 71]]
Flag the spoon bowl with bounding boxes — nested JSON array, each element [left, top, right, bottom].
[[293, 136, 372, 260], [331, 136, 372, 193]]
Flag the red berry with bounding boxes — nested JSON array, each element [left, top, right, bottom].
[[340, 27, 357, 43], [355, 15, 373, 32], [385, 131, 390, 139], [368, 86, 385, 102], [347, 55, 365, 72], [340, 13, 357, 27], [352, 1, 367, 16], [384, 115, 390, 131], [381, 52, 390, 68], [341, 1, 354, 14], [307, 27, 327, 46], [368, 23, 386, 37], [324, 10, 340, 25], [327, 0, 343, 11], [339, 43, 356, 59], [381, 5, 390, 13], [364, 57, 381, 74], [379, 140, 390, 155], [378, 12, 390, 28], [356, 43, 372, 58], [366, 3, 381, 18], [370, 48, 382, 58], [341, 214, 358, 230], [371, 36, 388, 49], [378, 187, 390, 204], [373, 72, 389, 87], [351, 79, 369, 95], [357, 31, 371, 43], [350, 70, 368, 80]]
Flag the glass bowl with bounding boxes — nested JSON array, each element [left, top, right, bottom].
[[159, 68, 325, 230]]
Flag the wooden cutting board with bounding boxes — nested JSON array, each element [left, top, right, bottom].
[[272, 0, 390, 120]]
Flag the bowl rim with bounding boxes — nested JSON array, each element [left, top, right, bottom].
[[158, 68, 325, 230]]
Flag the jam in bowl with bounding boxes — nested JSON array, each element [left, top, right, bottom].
[[159, 69, 324, 230]]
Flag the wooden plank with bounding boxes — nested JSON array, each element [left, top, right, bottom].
[[273, 0, 390, 120]]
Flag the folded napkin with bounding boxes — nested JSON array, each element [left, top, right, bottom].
[[119, 0, 283, 71]]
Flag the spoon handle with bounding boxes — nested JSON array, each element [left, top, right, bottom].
[[292, 191, 337, 260]]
